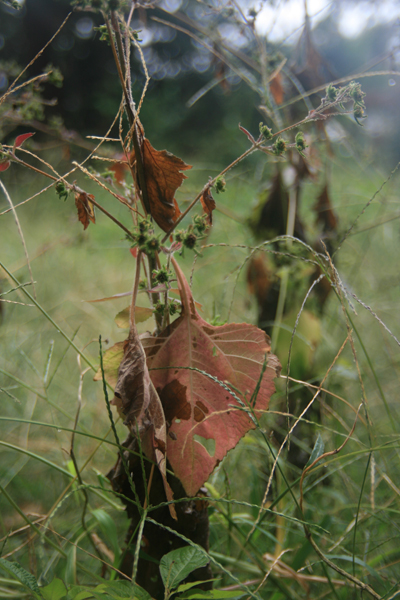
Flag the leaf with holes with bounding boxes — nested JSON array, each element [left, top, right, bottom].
[[142, 257, 281, 496]]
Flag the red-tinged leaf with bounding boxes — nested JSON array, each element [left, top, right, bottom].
[[134, 137, 191, 232], [200, 187, 216, 226], [110, 153, 130, 184], [0, 161, 11, 172], [269, 73, 284, 105], [113, 315, 176, 519], [161, 242, 183, 255], [130, 247, 138, 258], [239, 124, 256, 144], [14, 132, 35, 149], [75, 192, 96, 230], [142, 257, 281, 497]]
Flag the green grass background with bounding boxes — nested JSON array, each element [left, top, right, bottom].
[[1, 137, 400, 599]]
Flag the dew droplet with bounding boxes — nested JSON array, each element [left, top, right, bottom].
[[57, 429, 62, 433], [389, 79, 396, 86]]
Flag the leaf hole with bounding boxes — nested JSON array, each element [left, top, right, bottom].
[[193, 435, 216, 457]]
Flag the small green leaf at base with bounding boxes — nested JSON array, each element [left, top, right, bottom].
[[178, 589, 246, 600], [41, 578, 68, 600], [305, 433, 325, 468], [160, 546, 210, 591], [0, 558, 43, 599]]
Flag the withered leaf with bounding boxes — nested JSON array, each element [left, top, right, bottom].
[[313, 183, 338, 232], [269, 72, 284, 106], [136, 138, 191, 232], [200, 187, 216, 226], [112, 301, 176, 518], [75, 192, 96, 230], [246, 253, 272, 306], [142, 257, 281, 497]]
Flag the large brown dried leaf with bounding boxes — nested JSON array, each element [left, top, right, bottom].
[[75, 192, 95, 230], [142, 258, 281, 497], [113, 315, 176, 518], [139, 138, 192, 232]]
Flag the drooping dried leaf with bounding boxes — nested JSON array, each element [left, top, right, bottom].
[[14, 132, 35, 150], [113, 317, 176, 519], [115, 306, 154, 329], [246, 253, 272, 306], [142, 257, 281, 496], [135, 138, 191, 232], [200, 187, 216, 226], [313, 183, 337, 232], [75, 192, 96, 230], [269, 72, 284, 105], [250, 171, 306, 242]]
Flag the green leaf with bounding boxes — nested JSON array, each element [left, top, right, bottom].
[[178, 590, 246, 599], [175, 580, 217, 594], [68, 587, 94, 599], [41, 578, 68, 600], [93, 341, 124, 388], [93, 581, 152, 600], [160, 546, 210, 591], [305, 433, 324, 468], [91, 509, 121, 565], [0, 558, 43, 599], [115, 306, 153, 328]]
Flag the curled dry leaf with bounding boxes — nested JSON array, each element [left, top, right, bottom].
[[14, 132, 35, 150], [132, 136, 192, 232], [142, 257, 281, 496], [200, 187, 216, 226], [75, 192, 96, 230], [113, 323, 176, 519]]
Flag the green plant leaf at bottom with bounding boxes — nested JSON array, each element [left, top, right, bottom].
[[160, 546, 210, 590]]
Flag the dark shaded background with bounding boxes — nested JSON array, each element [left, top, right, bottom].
[[1, 0, 399, 162]]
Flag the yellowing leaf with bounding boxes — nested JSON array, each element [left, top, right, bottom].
[[94, 341, 124, 388], [115, 306, 154, 328]]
